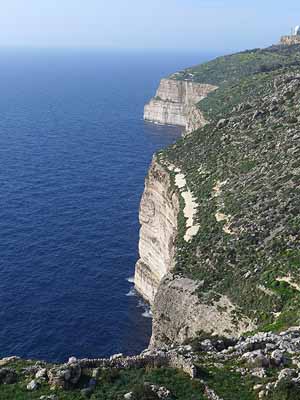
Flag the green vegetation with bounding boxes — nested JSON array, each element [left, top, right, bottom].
[[205, 366, 256, 400], [268, 380, 300, 400], [172, 45, 300, 85], [2, 43, 300, 400], [159, 44, 300, 330], [0, 360, 205, 400]]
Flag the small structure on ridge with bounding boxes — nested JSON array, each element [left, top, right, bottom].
[[280, 25, 300, 45]]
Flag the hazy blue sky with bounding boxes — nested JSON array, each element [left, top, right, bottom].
[[1, 0, 300, 52]]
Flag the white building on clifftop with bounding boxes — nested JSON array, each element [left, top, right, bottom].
[[280, 25, 300, 45]]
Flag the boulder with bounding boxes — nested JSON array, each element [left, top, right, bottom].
[[217, 119, 228, 129], [270, 350, 285, 367], [251, 368, 267, 378], [27, 379, 39, 391], [68, 357, 77, 364], [151, 384, 172, 399], [110, 353, 123, 361], [277, 368, 297, 382], [35, 368, 47, 379], [242, 350, 269, 368], [200, 339, 215, 352], [48, 362, 81, 389], [124, 393, 133, 400]]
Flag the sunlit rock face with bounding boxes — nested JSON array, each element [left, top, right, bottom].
[[144, 78, 217, 134], [150, 274, 256, 348], [134, 157, 179, 304]]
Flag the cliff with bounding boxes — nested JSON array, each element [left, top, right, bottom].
[[144, 78, 217, 134], [151, 273, 254, 347], [2, 41, 300, 400], [134, 155, 255, 343], [135, 43, 300, 350], [134, 156, 179, 303]]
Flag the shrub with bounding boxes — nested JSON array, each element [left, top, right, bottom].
[[131, 384, 160, 400], [101, 368, 120, 384], [269, 380, 300, 399]]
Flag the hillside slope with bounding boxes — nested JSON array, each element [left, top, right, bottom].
[[135, 44, 300, 348]]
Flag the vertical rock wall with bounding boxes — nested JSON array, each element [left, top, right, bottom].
[[134, 157, 179, 304], [150, 274, 256, 347], [134, 157, 255, 346], [144, 78, 217, 134]]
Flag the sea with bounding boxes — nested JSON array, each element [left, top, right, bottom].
[[0, 49, 213, 362]]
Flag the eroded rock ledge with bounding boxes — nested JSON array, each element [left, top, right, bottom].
[[151, 274, 255, 348], [144, 78, 217, 135]]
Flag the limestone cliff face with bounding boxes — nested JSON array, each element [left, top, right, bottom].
[[135, 157, 256, 346], [185, 105, 208, 136], [144, 78, 217, 134], [150, 274, 255, 348], [134, 157, 179, 304]]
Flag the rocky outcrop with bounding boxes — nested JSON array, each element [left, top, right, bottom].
[[185, 104, 208, 136], [48, 359, 81, 390], [144, 78, 217, 134], [134, 157, 179, 304], [3, 327, 300, 398], [150, 274, 255, 347]]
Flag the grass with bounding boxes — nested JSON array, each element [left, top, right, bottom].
[[0, 361, 205, 400], [172, 45, 300, 85], [206, 367, 256, 400], [157, 44, 300, 332]]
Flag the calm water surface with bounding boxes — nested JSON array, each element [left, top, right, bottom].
[[0, 49, 211, 362]]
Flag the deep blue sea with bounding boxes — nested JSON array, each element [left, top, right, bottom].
[[0, 49, 212, 362]]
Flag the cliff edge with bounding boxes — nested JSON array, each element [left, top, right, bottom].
[[136, 44, 300, 348], [2, 41, 300, 400], [134, 156, 179, 303], [144, 78, 217, 135]]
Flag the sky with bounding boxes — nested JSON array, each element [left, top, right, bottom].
[[1, 0, 300, 52]]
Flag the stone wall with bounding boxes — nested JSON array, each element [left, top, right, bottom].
[[79, 347, 197, 379]]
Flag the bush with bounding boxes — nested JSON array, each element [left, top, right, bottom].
[[131, 384, 160, 400], [269, 380, 300, 399], [101, 368, 120, 384]]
